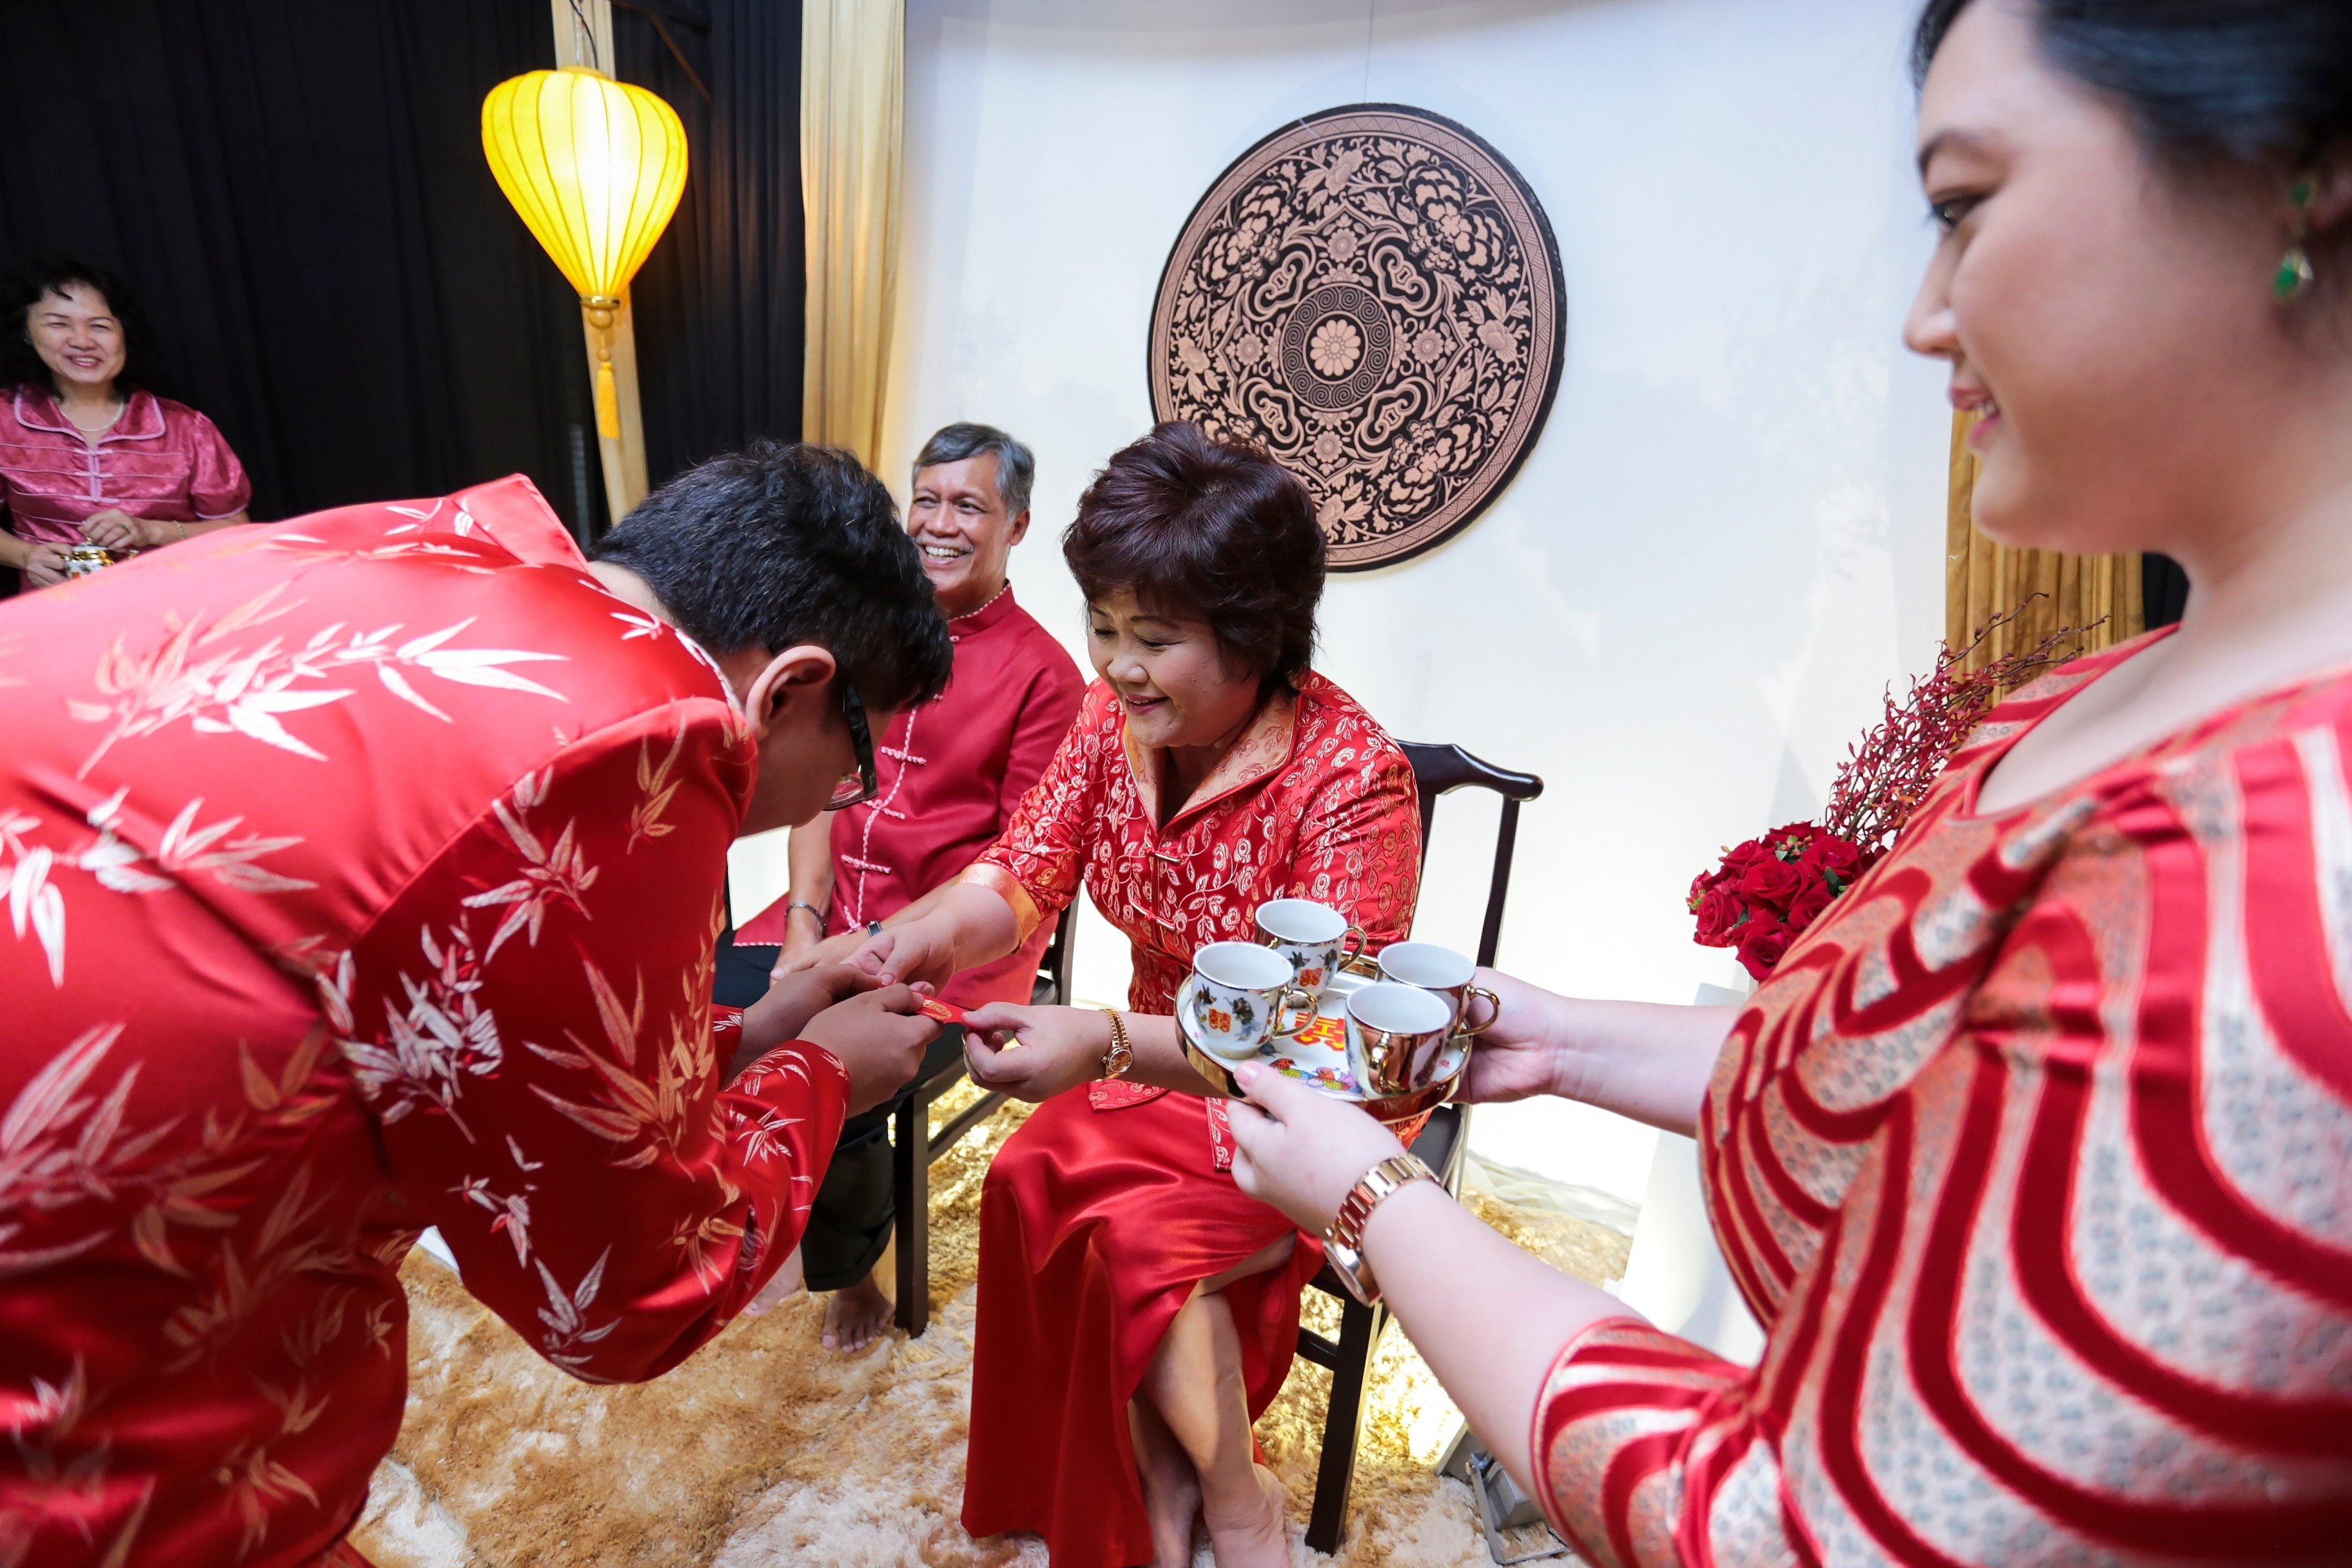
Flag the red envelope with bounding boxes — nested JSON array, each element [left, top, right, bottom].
[[916, 996, 972, 1026]]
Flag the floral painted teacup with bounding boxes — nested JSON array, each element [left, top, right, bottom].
[[1253, 898, 1367, 994], [1188, 941, 1318, 1058]]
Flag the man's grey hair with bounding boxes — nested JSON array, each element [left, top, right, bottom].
[[913, 422, 1035, 517]]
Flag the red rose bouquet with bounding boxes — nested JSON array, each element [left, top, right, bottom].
[[1691, 606, 2084, 979], [1687, 821, 1872, 981]]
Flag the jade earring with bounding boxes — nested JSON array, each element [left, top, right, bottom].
[[2275, 177, 2318, 303]]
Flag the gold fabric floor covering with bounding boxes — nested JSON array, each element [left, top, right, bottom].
[[352, 1092, 1626, 1567]]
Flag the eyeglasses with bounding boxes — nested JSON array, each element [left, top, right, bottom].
[[827, 683, 879, 810]]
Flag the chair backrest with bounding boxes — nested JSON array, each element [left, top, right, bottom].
[[1032, 903, 1078, 1006], [1397, 741, 1544, 969]]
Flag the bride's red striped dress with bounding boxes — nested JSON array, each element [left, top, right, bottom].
[[1534, 630, 2352, 1565]]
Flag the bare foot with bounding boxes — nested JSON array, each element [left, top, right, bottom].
[[1130, 1400, 1203, 1568], [1200, 1463, 1288, 1567], [820, 1271, 893, 1353]]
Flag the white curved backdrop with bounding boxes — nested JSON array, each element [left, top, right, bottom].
[[760, 0, 1950, 1212]]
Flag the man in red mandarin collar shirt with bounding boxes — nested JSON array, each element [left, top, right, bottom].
[[0, 446, 951, 1567], [740, 423, 1084, 1352]]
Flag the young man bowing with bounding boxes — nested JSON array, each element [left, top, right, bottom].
[[0, 444, 946, 1568], [741, 424, 1084, 1353]]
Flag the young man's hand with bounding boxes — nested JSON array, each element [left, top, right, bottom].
[[730, 964, 881, 1078], [800, 985, 942, 1115]]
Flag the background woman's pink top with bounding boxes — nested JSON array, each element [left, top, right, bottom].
[[0, 386, 251, 544]]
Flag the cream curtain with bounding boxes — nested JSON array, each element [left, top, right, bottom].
[[1945, 411, 2142, 673], [801, 0, 904, 470]]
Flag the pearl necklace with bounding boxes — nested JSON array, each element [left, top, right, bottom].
[[62, 399, 124, 438]]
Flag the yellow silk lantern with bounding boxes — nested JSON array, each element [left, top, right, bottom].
[[482, 67, 687, 438]]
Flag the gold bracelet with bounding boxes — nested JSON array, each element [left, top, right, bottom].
[[1321, 1152, 1438, 1305], [1099, 1008, 1133, 1080]]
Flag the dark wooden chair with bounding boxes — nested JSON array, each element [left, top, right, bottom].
[[892, 904, 1077, 1336], [1296, 740, 1545, 1553]]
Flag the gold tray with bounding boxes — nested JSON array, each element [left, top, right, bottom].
[[1177, 968, 1466, 1126]]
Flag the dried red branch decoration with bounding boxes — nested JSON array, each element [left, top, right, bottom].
[[1690, 601, 2090, 979]]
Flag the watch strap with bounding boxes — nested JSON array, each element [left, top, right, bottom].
[[1320, 1152, 1438, 1305], [1099, 1008, 1134, 1081]]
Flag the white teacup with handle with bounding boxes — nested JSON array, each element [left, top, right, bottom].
[[1253, 897, 1367, 993], [1187, 941, 1318, 1057]]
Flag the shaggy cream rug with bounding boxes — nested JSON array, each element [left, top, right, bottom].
[[351, 1092, 1623, 1568]]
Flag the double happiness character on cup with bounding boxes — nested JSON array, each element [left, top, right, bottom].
[[1253, 896, 1367, 992], [1188, 941, 1318, 1056]]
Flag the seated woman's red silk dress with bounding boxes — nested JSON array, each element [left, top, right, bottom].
[[957, 672, 1421, 1567], [1530, 633, 2352, 1565]]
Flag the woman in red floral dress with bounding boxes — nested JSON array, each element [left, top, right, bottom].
[[849, 424, 1421, 1567], [1216, 2, 2352, 1563]]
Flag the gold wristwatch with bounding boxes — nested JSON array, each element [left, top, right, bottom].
[[1321, 1153, 1438, 1306], [1099, 1008, 1133, 1081]]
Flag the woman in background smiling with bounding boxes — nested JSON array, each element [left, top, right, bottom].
[[0, 255, 249, 589]]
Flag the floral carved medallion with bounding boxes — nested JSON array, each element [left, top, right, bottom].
[[1148, 104, 1565, 570]]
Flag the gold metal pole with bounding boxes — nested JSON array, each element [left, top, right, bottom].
[[551, 0, 652, 524]]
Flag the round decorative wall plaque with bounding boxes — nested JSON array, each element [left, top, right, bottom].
[[1148, 104, 1565, 571]]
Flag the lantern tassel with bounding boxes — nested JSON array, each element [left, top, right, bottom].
[[594, 354, 620, 440]]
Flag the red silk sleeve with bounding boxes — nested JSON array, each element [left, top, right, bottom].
[[335, 703, 848, 1383], [185, 408, 252, 520], [1282, 738, 1421, 948], [966, 681, 1115, 940], [1527, 1318, 1755, 1567], [998, 656, 1087, 826]]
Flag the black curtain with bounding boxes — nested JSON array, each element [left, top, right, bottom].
[[0, 1, 606, 537], [613, 1, 807, 487], [2144, 551, 2190, 629]]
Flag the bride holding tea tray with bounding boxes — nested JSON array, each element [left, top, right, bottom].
[[829, 422, 1420, 1568]]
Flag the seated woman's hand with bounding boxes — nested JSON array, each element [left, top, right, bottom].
[[21, 542, 70, 588], [770, 925, 868, 980], [963, 1003, 1113, 1102], [1224, 1063, 1406, 1235], [843, 915, 959, 992], [1458, 966, 1570, 1104]]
